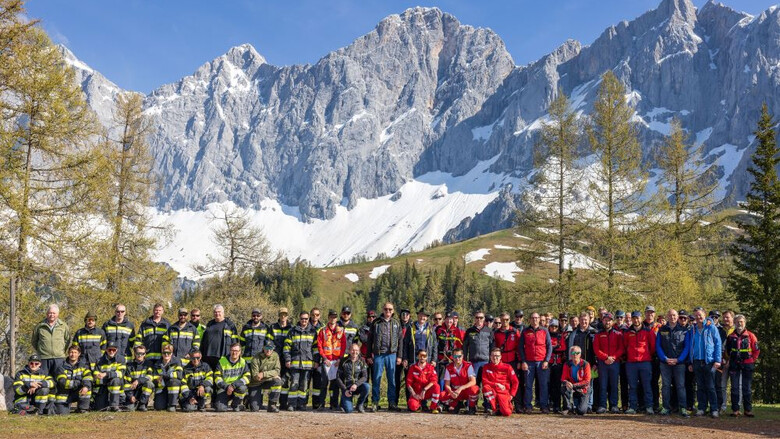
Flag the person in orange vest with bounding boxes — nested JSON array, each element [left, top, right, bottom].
[[482, 348, 519, 416], [726, 314, 759, 417], [316, 310, 347, 411], [406, 349, 441, 413], [441, 348, 480, 414]]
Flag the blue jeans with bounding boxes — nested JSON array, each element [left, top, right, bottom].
[[341, 383, 370, 413], [372, 353, 397, 405], [660, 362, 686, 411], [693, 360, 718, 412], [598, 361, 620, 409], [524, 362, 549, 409], [626, 361, 652, 410]]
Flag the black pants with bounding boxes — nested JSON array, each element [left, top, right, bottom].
[[684, 364, 696, 410], [549, 364, 563, 412], [153, 378, 182, 410], [394, 362, 406, 404], [651, 357, 661, 411], [54, 389, 91, 414], [93, 378, 123, 410], [41, 358, 64, 376], [280, 365, 290, 409], [311, 364, 323, 407], [730, 364, 754, 413], [249, 377, 283, 410], [288, 369, 311, 409], [620, 362, 629, 409], [214, 383, 248, 411], [181, 385, 212, 411]]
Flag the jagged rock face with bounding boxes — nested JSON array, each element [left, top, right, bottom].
[[67, 1, 780, 235]]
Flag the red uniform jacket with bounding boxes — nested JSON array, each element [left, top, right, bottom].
[[562, 359, 592, 394], [435, 325, 464, 363], [623, 326, 656, 363], [445, 361, 475, 388], [550, 332, 567, 365], [519, 326, 552, 363], [727, 329, 760, 365], [481, 362, 519, 396], [594, 328, 625, 362], [317, 324, 347, 361], [406, 362, 438, 390], [493, 328, 520, 364]]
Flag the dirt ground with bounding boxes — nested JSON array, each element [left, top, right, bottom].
[[2, 409, 779, 439]]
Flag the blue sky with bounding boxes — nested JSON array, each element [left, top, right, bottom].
[[27, 0, 776, 93]]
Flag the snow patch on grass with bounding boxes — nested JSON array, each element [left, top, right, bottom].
[[465, 249, 491, 264], [369, 265, 391, 279], [483, 262, 523, 282], [344, 273, 359, 282]]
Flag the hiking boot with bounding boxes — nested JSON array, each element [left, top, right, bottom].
[[561, 409, 569, 415], [610, 407, 621, 414], [730, 411, 741, 417], [625, 409, 636, 415], [137, 404, 147, 412], [357, 404, 366, 414], [167, 406, 176, 412], [596, 407, 606, 414], [695, 410, 705, 416], [541, 408, 550, 414], [680, 409, 690, 418], [745, 411, 755, 418], [286, 406, 295, 412], [431, 407, 441, 414], [711, 411, 719, 418], [268, 405, 280, 413], [659, 409, 670, 416], [467, 406, 477, 415], [645, 408, 655, 415]]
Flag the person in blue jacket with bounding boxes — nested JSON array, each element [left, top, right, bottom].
[[688, 307, 721, 418], [656, 309, 691, 417]]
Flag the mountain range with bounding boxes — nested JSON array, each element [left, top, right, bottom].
[[61, 0, 780, 275]]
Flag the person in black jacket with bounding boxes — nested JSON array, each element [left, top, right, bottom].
[[138, 304, 170, 362], [199, 304, 238, 370], [368, 302, 403, 412], [338, 343, 370, 413]]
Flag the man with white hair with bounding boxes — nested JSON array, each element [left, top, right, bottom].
[[200, 304, 239, 370], [32, 304, 71, 376]]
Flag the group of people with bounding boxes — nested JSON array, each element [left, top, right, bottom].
[[13, 301, 759, 418]]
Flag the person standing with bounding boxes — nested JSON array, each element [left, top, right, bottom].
[[726, 314, 759, 417], [689, 307, 722, 417], [31, 304, 70, 376], [284, 311, 319, 411], [316, 310, 347, 410], [463, 311, 492, 374], [72, 311, 106, 369], [394, 308, 413, 404], [656, 309, 691, 417], [718, 310, 735, 412], [189, 308, 206, 339], [492, 312, 521, 411], [367, 302, 403, 412], [623, 311, 655, 415], [307, 307, 325, 407], [481, 348, 519, 416], [199, 304, 238, 370], [548, 319, 567, 413], [338, 343, 370, 413], [138, 303, 170, 362], [239, 308, 270, 363], [519, 312, 552, 414], [102, 304, 136, 362], [270, 307, 292, 409], [594, 312, 624, 414], [164, 308, 200, 363], [642, 306, 661, 412]]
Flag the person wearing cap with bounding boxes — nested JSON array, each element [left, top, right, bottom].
[[248, 342, 283, 412], [406, 349, 441, 413], [519, 312, 552, 414], [395, 308, 413, 404], [641, 306, 661, 412], [315, 309, 346, 410], [200, 304, 239, 370], [435, 313, 464, 391], [150, 343, 184, 412], [559, 313, 571, 333], [12, 354, 54, 415], [270, 307, 291, 409], [726, 314, 759, 417], [403, 309, 437, 370], [548, 318, 567, 413], [138, 303, 170, 362], [614, 310, 630, 411], [53, 344, 93, 414], [31, 304, 70, 376], [689, 307, 722, 417], [623, 311, 656, 415], [561, 346, 591, 415], [367, 302, 403, 412], [72, 311, 106, 369], [164, 308, 201, 364], [214, 342, 250, 412], [102, 303, 137, 362], [492, 312, 522, 411], [358, 310, 377, 365], [284, 311, 320, 411], [181, 350, 213, 412], [124, 344, 154, 411], [239, 308, 269, 363], [656, 309, 691, 417], [482, 348, 519, 416], [339, 306, 360, 350], [93, 341, 126, 411], [441, 347, 479, 414], [338, 343, 370, 413], [678, 310, 696, 412], [511, 310, 525, 331], [594, 312, 624, 414]]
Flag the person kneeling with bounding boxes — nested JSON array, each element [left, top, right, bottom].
[[249, 343, 283, 413], [482, 348, 519, 416], [561, 347, 591, 415], [151, 344, 184, 412], [214, 343, 250, 412], [181, 350, 213, 412], [12, 355, 53, 415], [338, 343, 370, 413], [406, 350, 441, 413], [442, 348, 480, 414], [53, 345, 93, 414]]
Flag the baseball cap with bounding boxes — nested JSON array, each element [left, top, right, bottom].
[[341, 306, 352, 314], [262, 343, 274, 350], [602, 312, 614, 320], [367, 310, 377, 317], [328, 309, 338, 317], [514, 309, 524, 317], [178, 308, 189, 315], [558, 313, 569, 319], [400, 308, 411, 315], [417, 309, 429, 316], [278, 307, 289, 315], [645, 305, 656, 312], [485, 314, 494, 323], [28, 354, 41, 363], [709, 310, 721, 318], [678, 309, 688, 317], [630, 311, 642, 318], [106, 341, 119, 350], [251, 308, 262, 315], [85, 311, 97, 320], [586, 306, 596, 312], [549, 319, 559, 327], [615, 310, 626, 318]]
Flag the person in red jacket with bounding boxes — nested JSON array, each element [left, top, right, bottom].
[[726, 315, 759, 417], [317, 310, 347, 410], [519, 312, 552, 413], [435, 314, 464, 383], [482, 348, 519, 416], [406, 350, 441, 413], [441, 348, 480, 414], [548, 319, 567, 413], [623, 311, 656, 414], [492, 312, 522, 410], [561, 346, 591, 415], [593, 313, 624, 414]]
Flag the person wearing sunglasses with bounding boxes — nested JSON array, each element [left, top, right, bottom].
[[150, 343, 183, 412], [406, 350, 441, 413], [283, 311, 319, 411], [125, 345, 154, 411], [11, 354, 53, 415], [442, 348, 479, 414], [561, 346, 591, 415], [481, 348, 519, 416], [72, 311, 106, 369], [492, 312, 522, 412], [368, 302, 403, 412], [181, 350, 213, 412], [189, 308, 206, 339], [103, 304, 137, 363], [164, 308, 200, 364]]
